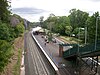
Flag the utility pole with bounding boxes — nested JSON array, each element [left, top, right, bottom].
[[85, 26, 87, 44], [95, 16, 100, 50]]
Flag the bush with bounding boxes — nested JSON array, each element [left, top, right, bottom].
[[14, 22, 25, 37], [0, 16, 25, 72], [0, 40, 13, 72], [0, 21, 10, 41]]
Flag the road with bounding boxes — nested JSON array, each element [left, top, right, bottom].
[[24, 32, 56, 75]]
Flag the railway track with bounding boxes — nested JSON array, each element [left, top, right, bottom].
[[25, 32, 56, 75], [25, 32, 76, 75], [35, 35, 75, 75], [58, 64, 75, 75], [28, 34, 49, 75], [25, 32, 100, 75]]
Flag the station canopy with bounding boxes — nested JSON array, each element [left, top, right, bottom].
[[32, 27, 44, 33]]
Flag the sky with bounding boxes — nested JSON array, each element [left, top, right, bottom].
[[11, 0, 100, 22]]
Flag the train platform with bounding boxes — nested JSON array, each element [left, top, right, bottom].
[[32, 34, 75, 75]]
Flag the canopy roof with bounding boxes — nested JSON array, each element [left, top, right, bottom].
[[32, 26, 42, 32]]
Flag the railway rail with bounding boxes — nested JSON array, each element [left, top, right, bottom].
[[25, 32, 56, 75], [25, 30, 100, 75], [32, 33, 76, 75], [25, 31, 78, 75]]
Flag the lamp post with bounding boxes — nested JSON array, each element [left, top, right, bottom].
[[95, 16, 100, 51], [85, 26, 87, 44], [78, 28, 85, 52]]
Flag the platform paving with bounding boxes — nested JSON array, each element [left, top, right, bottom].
[[34, 34, 75, 75]]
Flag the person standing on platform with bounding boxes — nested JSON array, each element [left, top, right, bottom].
[[44, 42, 46, 46]]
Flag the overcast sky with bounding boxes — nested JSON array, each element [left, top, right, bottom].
[[11, 0, 100, 22]]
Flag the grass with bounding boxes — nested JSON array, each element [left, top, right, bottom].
[[60, 36, 82, 44], [13, 49, 22, 75]]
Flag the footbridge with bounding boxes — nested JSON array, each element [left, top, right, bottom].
[[59, 41, 100, 75], [62, 42, 100, 58]]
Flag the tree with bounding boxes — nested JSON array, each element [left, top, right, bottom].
[[69, 9, 77, 32], [39, 16, 44, 27], [44, 14, 71, 35], [0, 0, 11, 22], [0, 40, 12, 72], [54, 16, 70, 35], [69, 9, 89, 33], [14, 22, 25, 37], [86, 12, 99, 43], [65, 25, 72, 36], [0, 21, 10, 41], [44, 14, 57, 31]]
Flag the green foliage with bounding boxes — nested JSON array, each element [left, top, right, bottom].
[[0, 0, 25, 72], [56, 16, 70, 35], [86, 12, 100, 43], [44, 15, 70, 35], [14, 22, 25, 37], [39, 16, 44, 27], [0, 21, 24, 72], [0, 20, 25, 42], [43, 9, 100, 44], [0, 21, 10, 41], [72, 27, 79, 37], [65, 25, 72, 36], [13, 49, 21, 75], [0, 40, 13, 72], [0, 20, 24, 72], [0, 0, 11, 22], [9, 27, 16, 41], [69, 9, 89, 32]]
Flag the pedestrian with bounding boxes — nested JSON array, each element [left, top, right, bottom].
[[44, 42, 46, 46]]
